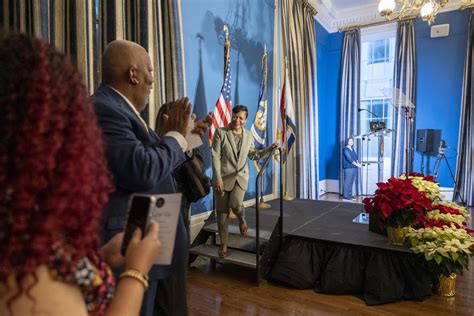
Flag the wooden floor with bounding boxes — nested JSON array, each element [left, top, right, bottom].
[[187, 194, 474, 316]]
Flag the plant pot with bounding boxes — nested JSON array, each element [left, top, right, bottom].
[[436, 273, 457, 297], [386, 226, 409, 246], [368, 211, 387, 236]]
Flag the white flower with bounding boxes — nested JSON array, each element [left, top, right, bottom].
[[434, 201, 470, 219], [426, 209, 465, 226], [407, 226, 474, 265]]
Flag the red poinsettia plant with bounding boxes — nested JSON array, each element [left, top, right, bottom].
[[422, 201, 474, 235], [363, 173, 435, 228]]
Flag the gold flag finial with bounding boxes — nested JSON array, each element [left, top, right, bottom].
[[223, 25, 229, 41], [223, 25, 230, 48]]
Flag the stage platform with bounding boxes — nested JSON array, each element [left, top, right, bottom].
[[244, 199, 432, 305]]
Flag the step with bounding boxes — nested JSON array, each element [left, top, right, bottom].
[[190, 244, 257, 269], [215, 234, 268, 253], [203, 222, 272, 240]]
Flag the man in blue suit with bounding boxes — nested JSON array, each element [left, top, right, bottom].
[[91, 40, 211, 316]]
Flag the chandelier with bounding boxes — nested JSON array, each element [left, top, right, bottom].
[[377, 0, 449, 25]]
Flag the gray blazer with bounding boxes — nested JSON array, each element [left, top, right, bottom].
[[212, 126, 273, 191]]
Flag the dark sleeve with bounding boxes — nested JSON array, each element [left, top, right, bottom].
[[94, 100, 185, 192], [343, 147, 355, 164]]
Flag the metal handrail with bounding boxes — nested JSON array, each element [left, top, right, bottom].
[[255, 147, 283, 284]]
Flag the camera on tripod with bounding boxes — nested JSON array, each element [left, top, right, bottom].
[[438, 139, 447, 156], [415, 129, 464, 204]]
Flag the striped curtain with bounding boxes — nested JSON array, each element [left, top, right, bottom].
[[96, 0, 126, 90], [160, 0, 186, 102], [280, 0, 319, 199], [98, 0, 186, 127], [1, 0, 186, 126], [1, 0, 96, 92], [1, 0, 48, 38], [339, 29, 361, 196], [454, 10, 474, 206], [391, 20, 416, 176]]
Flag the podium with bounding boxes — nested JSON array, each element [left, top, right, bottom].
[[382, 87, 416, 174], [354, 127, 393, 195]]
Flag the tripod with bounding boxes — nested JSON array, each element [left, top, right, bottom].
[[432, 148, 465, 205]]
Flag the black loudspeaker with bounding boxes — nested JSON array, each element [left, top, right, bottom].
[[416, 129, 441, 155]]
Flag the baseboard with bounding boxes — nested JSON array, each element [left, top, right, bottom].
[[189, 193, 276, 243], [439, 187, 454, 201], [318, 179, 340, 196]]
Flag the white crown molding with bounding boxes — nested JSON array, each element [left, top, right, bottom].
[[313, 0, 471, 34]]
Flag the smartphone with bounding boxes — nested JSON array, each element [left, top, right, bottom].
[[120, 194, 156, 256]]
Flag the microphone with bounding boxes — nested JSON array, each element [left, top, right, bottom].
[[358, 108, 380, 119], [358, 108, 384, 131]]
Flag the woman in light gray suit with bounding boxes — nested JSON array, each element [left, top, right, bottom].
[[212, 105, 277, 258]]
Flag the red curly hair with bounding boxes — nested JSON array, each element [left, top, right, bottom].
[[0, 33, 112, 288]]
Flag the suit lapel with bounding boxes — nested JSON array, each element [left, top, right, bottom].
[[225, 128, 239, 161], [238, 130, 250, 164]]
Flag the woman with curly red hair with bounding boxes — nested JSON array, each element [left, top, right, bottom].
[[0, 33, 160, 315]]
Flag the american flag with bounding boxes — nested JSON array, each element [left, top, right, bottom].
[[209, 42, 232, 143]]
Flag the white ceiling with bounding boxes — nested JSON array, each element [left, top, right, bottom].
[[312, 0, 471, 33], [330, 0, 377, 11]]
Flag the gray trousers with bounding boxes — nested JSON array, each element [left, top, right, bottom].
[[343, 168, 357, 199], [215, 183, 246, 244]]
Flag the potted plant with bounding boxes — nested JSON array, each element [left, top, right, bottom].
[[423, 201, 471, 230], [401, 173, 443, 202], [406, 225, 474, 296], [363, 175, 434, 245]]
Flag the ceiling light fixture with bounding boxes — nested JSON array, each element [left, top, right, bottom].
[[377, 0, 449, 25]]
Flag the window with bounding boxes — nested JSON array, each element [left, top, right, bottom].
[[367, 39, 391, 64], [359, 24, 396, 194]]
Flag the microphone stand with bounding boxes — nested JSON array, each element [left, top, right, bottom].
[[357, 108, 385, 193]]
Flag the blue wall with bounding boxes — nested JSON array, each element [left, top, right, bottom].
[[316, 11, 470, 189], [316, 21, 343, 182], [412, 10, 469, 187], [181, 0, 275, 215]]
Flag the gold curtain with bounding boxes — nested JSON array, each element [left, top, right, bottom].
[[97, 0, 186, 127], [1, 0, 186, 122], [1, 0, 96, 93], [280, 0, 319, 199]]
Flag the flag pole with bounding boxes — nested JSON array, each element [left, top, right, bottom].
[[283, 58, 294, 201], [214, 24, 230, 218], [283, 149, 294, 200], [258, 44, 271, 209], [223, 25, 230, 79]]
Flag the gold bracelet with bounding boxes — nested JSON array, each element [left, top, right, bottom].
[[119, 269, 149, 290]]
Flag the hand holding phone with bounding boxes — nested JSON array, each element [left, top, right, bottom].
[[121, 195, 155, 256], [122, 193, 181, 266], [124, 220, 160, 274]]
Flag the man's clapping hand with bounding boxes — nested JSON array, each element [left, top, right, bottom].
[[162, 97, 192, 137]]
